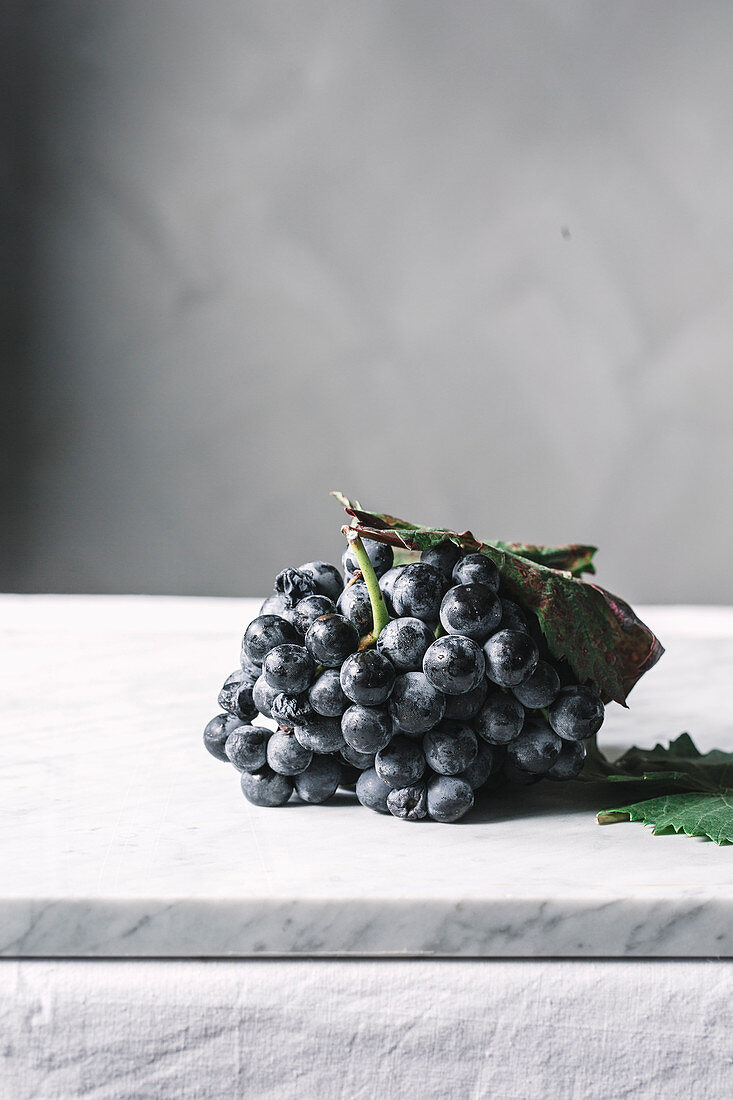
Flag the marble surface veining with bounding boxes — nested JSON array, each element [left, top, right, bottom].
[[1, 595, 732, 958]]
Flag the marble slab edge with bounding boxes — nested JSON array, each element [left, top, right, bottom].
[[1, 896, 730, 958]]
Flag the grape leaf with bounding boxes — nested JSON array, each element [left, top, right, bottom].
[[332, 494, 663, 705], [474, 540, 596, 577], [332, 494, 597, 576], [607, 734, 733, 792], [578, 734, 733, 844], [578, 733, 733, 791], [597, 792, 733, 844], [330, 493, 417, 532]]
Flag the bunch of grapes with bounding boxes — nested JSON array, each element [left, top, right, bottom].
[[203, 535, 605, 823]]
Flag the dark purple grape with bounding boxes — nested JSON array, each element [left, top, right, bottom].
[[297, 560, 344, 602], [274, 567, 318, 608], [342, 538, 394, 580], [293, 714, 345, 754], [505, 716, 562, 774], [387, 783, 428, 821], [340, 650, 396, 706], [252, 673, 279, 719], [483, 629, 539, 687], [512, 660, 561, 710], [259, 594, 291, 617], [337, 582, 373, 634], [355, 767, 393, 813], [548, 685, 605, 741], [339, 762, 362, 789], [379, 566, 405, 615], [423, 635, 486, 695], [377, 617, 435, 673], [305, 614, 360, 667], [426, 775, 474, 822], [293, 756, 342, 803], [290, 595, 337, 636], [271, 692, 312, 728], [420, 539, 463, 579], [423, 720, 478, 776], [240, 650, 264, 679], [457, 741, 497, 790], [218, 668, 258, 721], [263, 644, 316, 695], [203, 713, 242, 762], [392, 563, 446, 623], [225, 725, 270, 772], [241, 615, 298, 667], [341, 704, 395, 753], [452, 553, 499, 591], [266, 730, 313, 775], [388, 672, 445, 735], [375, 735, 426, 788], [443, 676, 488, 721], [340, 742, 376, 770], [240, 767, 293, 807], [439, 583, 501, 641], [308, 668, 348, 716], [474, 690, 525, 745], [501, 759, 541, 786], [498, 598, 530, 634], [546, 739, 587, 780]]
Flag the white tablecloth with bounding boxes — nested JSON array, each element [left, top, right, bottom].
[[2, 959, 732, 1099]]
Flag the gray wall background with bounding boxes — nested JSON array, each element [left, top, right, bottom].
[[4, 1, 733, 602]]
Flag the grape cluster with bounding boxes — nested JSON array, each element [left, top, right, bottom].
[[203, 540, 605, 823]]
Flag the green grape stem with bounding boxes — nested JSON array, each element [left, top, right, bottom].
[[343, 529, 391, 648]]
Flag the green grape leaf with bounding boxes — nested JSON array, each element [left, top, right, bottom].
[[597, 791, 733, 844], [577, 733, 733, 791], [608, 734, 733, 791], [332, 494, 663, 705], [578, 734, 733, 844]]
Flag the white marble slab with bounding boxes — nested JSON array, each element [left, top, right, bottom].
[[1, 595, 731, 958]]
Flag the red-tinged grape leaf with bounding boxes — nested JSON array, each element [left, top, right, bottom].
[[597, 791, 733, 844], [491, 541, 596, 577], [331, 495, 596, 575], [332, 495, 663, 705], [330, 492, 417, 531]]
